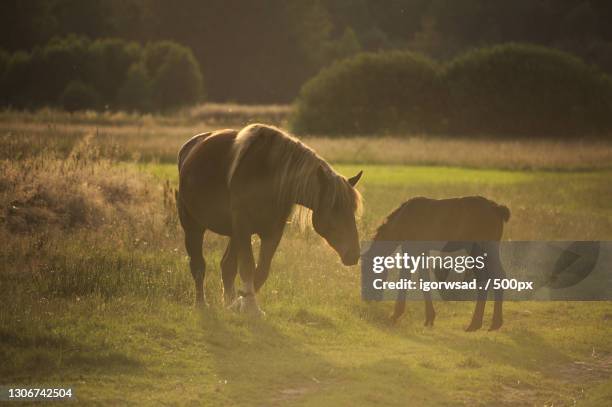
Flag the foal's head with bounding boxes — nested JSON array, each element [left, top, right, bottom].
[[312, 169, 363, 266]]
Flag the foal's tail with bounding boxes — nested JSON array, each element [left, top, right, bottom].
[[494, 203, 511, 222]]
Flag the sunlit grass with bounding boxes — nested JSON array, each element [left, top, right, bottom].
[[3, 109, 612, 170], [1, 112, 612, 405]]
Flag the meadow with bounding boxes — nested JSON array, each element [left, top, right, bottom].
[[1, 107, 612, 406]]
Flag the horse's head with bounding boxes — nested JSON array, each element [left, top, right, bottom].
[[312, 169, 363, 266]]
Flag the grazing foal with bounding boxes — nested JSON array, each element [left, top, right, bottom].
[[373, 196, 510, 331]]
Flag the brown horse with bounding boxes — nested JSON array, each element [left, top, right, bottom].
[[177, 124, 363, 315], [373, 196, 510, 331]]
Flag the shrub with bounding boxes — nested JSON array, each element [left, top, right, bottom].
[[444, 43, 612, 137], [0, 37, 205, 112], [292, 51, 441, 135], [0, 50, 9, 105], [143, 41, 204, 110], [89, 38, 142, 107], [2, 51, 33, 108], [116, 63, 153, 112], [30, 36, 93, 106], [60, 81, 100, 112]]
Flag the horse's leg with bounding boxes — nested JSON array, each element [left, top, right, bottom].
[[221, 239, 238, 306], [184, 226, 206, 307], [489, 243, 504, 331], [466, 244, 487, 332], [254, 229, 283, 292], [233, 231, 264, 316], [178, 201, 207, 307], [419, 268, 436, 327]]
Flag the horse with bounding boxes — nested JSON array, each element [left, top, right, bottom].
[[177, 124, 363, 315], [372, 196, 510, 331]]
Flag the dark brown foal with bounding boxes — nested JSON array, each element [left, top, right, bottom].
[[373, 196, 510, 331]]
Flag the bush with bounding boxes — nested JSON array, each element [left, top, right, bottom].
[[0, 50, 9, 105], [0, 36, 205, 112], [2, 51, 33, 108], [444, 43, 612, 137], [292, 51, 441, 135], [143, 41, 204, 110], [89, 38, 142, 107], [293, 44, 612, 138], [60, 81, 100, 112], [116, 63, 153, 112], [29, 36, 93, 106]]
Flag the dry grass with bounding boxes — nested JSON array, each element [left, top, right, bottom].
[[2, 112, 611, 169], [0, 135, 156, 233], [0, 103, 291, 128], [307, 135, 612, 170], [185, 103, 291, 125]]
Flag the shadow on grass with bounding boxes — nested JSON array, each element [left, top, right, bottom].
[[355, 300, 574, 373], [0, 327, 142, 381], [192, 308, 357, 406]]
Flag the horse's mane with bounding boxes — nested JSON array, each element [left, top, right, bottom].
[[228, 124, 362, 224]]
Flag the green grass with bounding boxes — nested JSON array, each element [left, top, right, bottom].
[[2, 111, 612, 405], [145, 162, 612, 240], [3, 157, 612, 405]]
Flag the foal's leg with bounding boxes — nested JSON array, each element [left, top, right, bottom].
[[419, 268, 436, 327], [488, 243, 504, 331], [391, 268, 410, 324], [466, 244, 487, 332], [221, 239, 238, 306], [254, 229, 283, 292], [391, 296, 407, 325]]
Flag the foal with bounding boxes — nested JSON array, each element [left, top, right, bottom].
[[373, 196, 510, 331]]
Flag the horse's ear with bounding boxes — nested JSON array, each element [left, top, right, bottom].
[[348, 170, 363, 187]]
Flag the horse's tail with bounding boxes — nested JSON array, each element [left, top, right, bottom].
[[178, 132, 212, 173], [494, 203, 511, 222]]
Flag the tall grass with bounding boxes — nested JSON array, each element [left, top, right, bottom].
[[0, 103, 291, 128], [0, 134, 196, 309], [2, 119, 612, 169]]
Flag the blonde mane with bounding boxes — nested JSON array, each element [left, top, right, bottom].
[[227, 124, 362, 225]]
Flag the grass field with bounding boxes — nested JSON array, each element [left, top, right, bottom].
[[1, 108, 612, 405]]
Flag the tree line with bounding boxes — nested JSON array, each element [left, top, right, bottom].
[[2, 0, 612, 104], [292, 44, 612, 138], [0, 36, 203, 111]]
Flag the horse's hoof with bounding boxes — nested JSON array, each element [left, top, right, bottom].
[[227, 296, 243, 312], [488, 321, 503, 331], [465, 323, 482, 332], [223, 292, 237, 308], [227, 296, 265, 317], [195, 296, 210, 309], [240, 296, 265, 317]]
